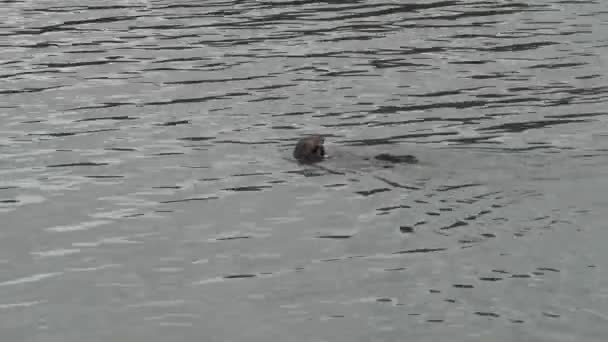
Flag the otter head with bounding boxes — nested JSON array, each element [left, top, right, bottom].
[[293, 134, 325, 164]]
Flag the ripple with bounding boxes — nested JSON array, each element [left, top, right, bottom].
[[31, 248, 81, 258], [159, 196, 218, 204], [45, 220, 111, 233], [0, 300, 45, 309], [0, 272, 62, 287], [47, 162, 110, 168], [392, 248, 447, 254]]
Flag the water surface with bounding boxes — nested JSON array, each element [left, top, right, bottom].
[[1, 0, 608, 341]]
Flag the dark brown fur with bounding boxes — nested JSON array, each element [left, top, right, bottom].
[[293, 135, 325, 163]]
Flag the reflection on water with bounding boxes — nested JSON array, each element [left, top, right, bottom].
[[1, 0, 608, 341]]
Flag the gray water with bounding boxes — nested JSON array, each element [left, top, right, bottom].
[[2, 0, 608, 341]]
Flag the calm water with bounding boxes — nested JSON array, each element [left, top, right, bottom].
[[2, 0, 608, 341]]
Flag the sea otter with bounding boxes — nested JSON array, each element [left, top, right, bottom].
[[293, 134, 418, 165], [293, 134, 325, 164]]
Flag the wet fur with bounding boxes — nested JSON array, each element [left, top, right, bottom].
[[293, 135, 325, 164], [293, 134, 417, 166]]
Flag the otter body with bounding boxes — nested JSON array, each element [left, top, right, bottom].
[[292, 134, 417, 166]]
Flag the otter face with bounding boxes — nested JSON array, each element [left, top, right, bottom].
[[293, 135, 325, 163]]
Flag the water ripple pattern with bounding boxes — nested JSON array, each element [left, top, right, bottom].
[[1, 0, 608, 341]]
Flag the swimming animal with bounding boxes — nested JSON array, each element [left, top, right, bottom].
[[293, 134, 418, 166], [293, 134, 325, 164]]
